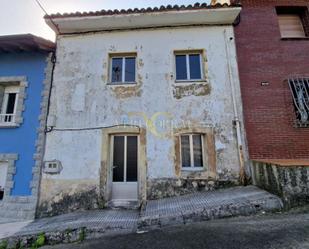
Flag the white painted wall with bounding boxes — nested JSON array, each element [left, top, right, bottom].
[[43, 25, 245, 185]]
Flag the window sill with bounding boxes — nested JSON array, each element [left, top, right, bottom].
[[181, 167, 205, 172], [281, 37, 309, 41], [0, 123, 18, 128], [175, 79, 208, 84], [107, 82, 137, 86]]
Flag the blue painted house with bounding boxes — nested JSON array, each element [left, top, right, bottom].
[[0, 34, 54, 220]]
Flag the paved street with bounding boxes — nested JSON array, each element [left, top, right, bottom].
[[44, 211, 309, 249], [0, 186, 282, 241]]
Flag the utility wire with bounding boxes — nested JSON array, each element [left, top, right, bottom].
[[48, 124, 141, 132], [34, 0, 61, 34]]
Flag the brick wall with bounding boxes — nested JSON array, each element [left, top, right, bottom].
[[234, 0, 309, 159]]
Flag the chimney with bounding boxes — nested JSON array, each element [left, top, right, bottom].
[[211, 0, 231, 5]]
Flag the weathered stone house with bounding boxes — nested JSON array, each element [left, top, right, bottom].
[[39, 3, 247, 216]]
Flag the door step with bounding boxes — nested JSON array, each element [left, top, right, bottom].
[[108, 200, 140, 210]]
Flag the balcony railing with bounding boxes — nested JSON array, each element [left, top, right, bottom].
[[0, 114, 16, 124]]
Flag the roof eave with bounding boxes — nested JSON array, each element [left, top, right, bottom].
[[0, 34, 55, 53], [46, 7, 241, 35]]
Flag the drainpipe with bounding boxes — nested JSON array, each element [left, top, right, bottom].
[[223, 29, 247, 185], [35, 42, 57, 217]]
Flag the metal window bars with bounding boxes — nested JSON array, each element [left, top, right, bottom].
[[288, 78, 309, 127]]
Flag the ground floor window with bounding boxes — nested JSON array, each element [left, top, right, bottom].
[[181, 134, 204, 169], [288, 78, 309, 127], [0, 161, 8, 200]]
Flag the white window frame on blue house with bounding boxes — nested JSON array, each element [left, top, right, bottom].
[[0, 85, 19, 125], [0, 154, 18, 201], [0, 76, 27, 127]]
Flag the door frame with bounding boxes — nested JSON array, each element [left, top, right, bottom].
[[100, 125, 147, 206]]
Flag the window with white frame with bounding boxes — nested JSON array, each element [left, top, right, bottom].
[[110, 55, 136, 84], [180, 134, 204, 169], [0, 85, 19, 124], [175, 52, 203, 81], [0, 161, 8, 200]]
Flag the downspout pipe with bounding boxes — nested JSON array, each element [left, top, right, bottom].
[[223, 29, 247, 185], [35, 43, 57, 217]]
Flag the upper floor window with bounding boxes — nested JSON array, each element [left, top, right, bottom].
[[175, 51, 203, 81], [181, 134, 204, 169], [288, 78, 309, 127], [0, 85, 19, 125], [276, 7, 309, 38], [110, 54, 136, 84]]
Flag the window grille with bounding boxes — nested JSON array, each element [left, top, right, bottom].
[[288, 78, 309, 127]]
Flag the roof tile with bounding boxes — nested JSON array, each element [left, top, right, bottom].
[[46, 2, 240, 19]]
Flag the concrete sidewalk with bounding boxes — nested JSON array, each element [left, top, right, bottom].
[[0, 186, 283, 247], [139, 185, 283, 229]]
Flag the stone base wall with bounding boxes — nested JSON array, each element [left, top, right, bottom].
[[252, 161, 309, 208], [37, 177, 240, 217], [37, 182, 101, 218], [0, 196, 37, 220], [147, 178, 239, 200]]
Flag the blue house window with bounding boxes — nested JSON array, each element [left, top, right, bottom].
[[175, 52, 203, 81], [0, 161, 8, 200], [110, 54, 136, 84], [0, 85, 19, 125]]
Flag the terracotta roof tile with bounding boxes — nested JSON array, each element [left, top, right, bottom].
[[46, 2, 240, 19]]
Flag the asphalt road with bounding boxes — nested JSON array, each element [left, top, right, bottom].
[[44, 212, 309, 249]]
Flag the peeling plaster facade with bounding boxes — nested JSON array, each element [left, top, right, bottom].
[[40, 9, 247, 216]]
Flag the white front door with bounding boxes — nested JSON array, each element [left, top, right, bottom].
[[111, 135, 138, 205]]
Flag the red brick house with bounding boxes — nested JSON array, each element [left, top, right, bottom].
[[233, 0, 309, 160]]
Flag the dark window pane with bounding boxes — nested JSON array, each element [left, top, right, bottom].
[[111, 58, 123, 82], [113, 136, 124, 182], [193, 135, 203, 167], [181, 135, 191, 167], [125, 57, 136, 82], [6, 93, 16, 114], [189, 54, 202, 80], [176, 55, 187, 80], [126, 136, 138, 182]]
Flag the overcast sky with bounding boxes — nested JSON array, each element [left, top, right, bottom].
[[0, 0, 210, 41]]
